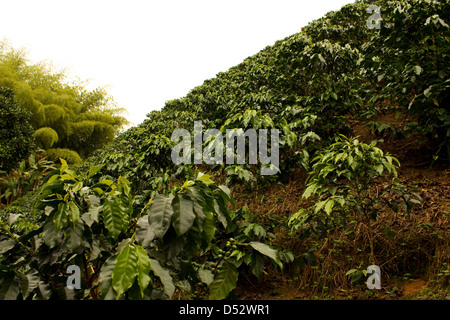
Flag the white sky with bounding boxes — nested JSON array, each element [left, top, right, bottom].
[[0, 0, 355, 127]]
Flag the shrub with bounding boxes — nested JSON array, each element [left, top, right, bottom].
[[0, 163, 286, 300], [0, 87, 35, 172], [0, 190, 40, 235], [288, 135, 420, 264], [45, 148, 82, 165], [0, 153, 56, 206], [34, 127, 59, 149]]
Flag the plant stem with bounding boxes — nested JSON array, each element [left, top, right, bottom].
[[0, 221, 36, 256], [365, 211, 375, 265], [354, 177, 375, 265], [82, 252, 91, 287]]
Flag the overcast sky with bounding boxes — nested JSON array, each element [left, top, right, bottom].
[[0, 0, 355, 127]]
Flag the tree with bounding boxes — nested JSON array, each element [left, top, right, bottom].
[[0, 40, 129, 159], [0, 87, 35, 172]]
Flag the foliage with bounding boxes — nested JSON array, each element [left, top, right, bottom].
[[84, 0, 450, 191], [356, 0, 450, 160], [367, 122, 401, 139], [0, 190, 40, 235], [0, 153, 55, 206], [224, 165, 257, 190], [0, 163, 285, 300], [288, 135, 420, 263], [1, 0, 449, 300], [345, 268, 367, 285], [34, 127, 59, 150], [216, 109, 297, 187], [78, 109, 196, 199], [45, 148, 82, 166], [0, 87, 35, 172], [0, 41, 128, 158]]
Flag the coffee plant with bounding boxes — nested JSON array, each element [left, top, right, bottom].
[[0, 153, 56, 206], [288, 135, 421, 263], [0, 161, 286, 299]]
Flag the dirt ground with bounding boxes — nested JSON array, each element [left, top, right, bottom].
[[229, 115, 449, 300]]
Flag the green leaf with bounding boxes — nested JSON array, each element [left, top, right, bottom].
[[249, 241, 282, 268], [347, 154, 354, 168], [285, 132, 297, 149], [0, 239, 16, 254], [135, 245, 152, 297], [83, 195, 100, 226], [42, 219, 59, 248], [324, 199, 334, 215], [88, 164, 105, 179], [171, 194, 195, 236], [118, 176, 132, 197], [334, 152, 344, 164], [60, 174, 76, 181], [148, 194, 174, 239], [302, 184, 317, 199], [196, 173, 214, 185], [243, 109, 254, 127], [330, 92, 338, 100], [72, 181, 83, 192], [93, 187, 104, 196], [230, 249, 245, 261], [209, 262, 239, 300], [345, 269, 358, 276], [318, 53, 326, 65], [315, 200, 327, 213], [98, 255, 117, 300], [102, 196, 127, 239], [346, 269, 364, 283], [413, 65, 423, 75], [202, 210, 216, 243], [250, 252, 265, 278], [68, 201, 80, 227], [198, 269, 214, 286], [218, 184, 231, 197], [98, 179, 114, 187], [53, 202, 68, 231], [375, 164, 384, 175], [112, 244, 138, 299], [0, 275, 20, 300], [36, 281, 51, 300], [59, 158, 69, 173], [64, 220, 84, 251], [19, 270, 40, 299], [149, 258, 175, 298], [213, 196, 229, 229], [135, 215, 155, 248]]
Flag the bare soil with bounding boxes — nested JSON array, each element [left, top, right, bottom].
[[229, 114, 449, 300]]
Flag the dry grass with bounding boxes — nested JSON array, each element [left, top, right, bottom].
[[225, 119, 449, 299]]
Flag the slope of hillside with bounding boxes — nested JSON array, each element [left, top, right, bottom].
[[80, 0, 450, 299], [1, 0, 448, 300]]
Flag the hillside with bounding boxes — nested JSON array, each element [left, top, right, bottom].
[[0, 0, 449, 300]]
